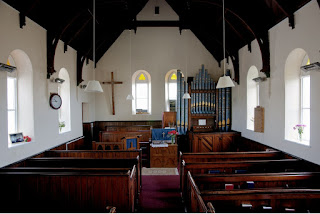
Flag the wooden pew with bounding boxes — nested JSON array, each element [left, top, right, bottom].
[[179, 150, 285, 190], [188, 171, 320, 213], [181, 159, 310, 200], [43, 150, 142, 190], [0, 167, 136, 212], [105, 125, 152, 132], [24, 157, 141, 199], [192, 171, 320, 190], [99, 130, 150, 142]]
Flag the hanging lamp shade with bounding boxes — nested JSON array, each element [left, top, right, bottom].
[[216, 75, 235, 89], [84, 80, 103, 93], [183, 92, 191, 99], [126, 94, 134, 100]]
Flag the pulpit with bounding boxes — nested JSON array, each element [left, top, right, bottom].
[[150, 128, 178, 168]]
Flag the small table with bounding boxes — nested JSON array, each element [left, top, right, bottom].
[[150, 143, 178, 168]]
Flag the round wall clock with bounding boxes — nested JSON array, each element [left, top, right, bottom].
[[49, 93, 62, 110]]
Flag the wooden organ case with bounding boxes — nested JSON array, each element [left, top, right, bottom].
[[187, 65, 239, 152]]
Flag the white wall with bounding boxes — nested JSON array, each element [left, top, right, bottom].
[[232, 0, 320, 165], [0, 2, 91, 167], [94, 0, 222, 121]]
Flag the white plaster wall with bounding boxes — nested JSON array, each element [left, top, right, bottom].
[[232, 0, 320, 165], [94, 0, 222, 121], [0, 2, 89, 167]]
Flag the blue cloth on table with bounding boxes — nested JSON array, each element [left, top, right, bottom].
[[151, 128, 175, 140]]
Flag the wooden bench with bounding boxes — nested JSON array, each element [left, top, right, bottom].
[[105, 125, 152, 132], [92, 141, 126, 150], [24, 157, 141, 197], [43, 150, 142, 190], [181, 159, 310, 200], [179, 150, 285, 190], [99, 130, 150, 142], [187, 171, 320, 212], [188, 171, 320, 213], [0, 167, 136, 212]]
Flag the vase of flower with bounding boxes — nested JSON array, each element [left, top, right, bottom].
[[168, 130, 178, 144], [293, 124, 306, 142]]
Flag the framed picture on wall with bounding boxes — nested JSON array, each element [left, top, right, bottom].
[[9, 132, 24, 144]]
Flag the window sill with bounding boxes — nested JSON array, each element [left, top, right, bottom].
[[59, 130, 71, 134], [8, 141, 33, 148], [287, 138, 310, 147]]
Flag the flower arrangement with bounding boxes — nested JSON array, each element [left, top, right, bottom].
[[293, 124, 306, 141], [167, 130, 179, 144], [23, 136, 32, 142], [59, 121, 65, 132]]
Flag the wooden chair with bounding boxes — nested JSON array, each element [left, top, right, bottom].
[[122, 136, 140, 150]]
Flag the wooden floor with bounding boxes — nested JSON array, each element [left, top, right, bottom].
[[139, 174, 184, 213]]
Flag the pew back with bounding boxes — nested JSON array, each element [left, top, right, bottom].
[[188, 171, 320, 213], [0, 166, 136, 212], [99, 130, 150, 142]]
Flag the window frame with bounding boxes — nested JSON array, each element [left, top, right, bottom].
[[300, 74, 310, 142], [133, 71, 151, 115], [7, 76, 18, 135], [166, 70, 178, 112]]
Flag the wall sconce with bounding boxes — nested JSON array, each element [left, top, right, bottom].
[[51, 77, 65, 84], [0, 62, 16, 72], [79, 84, 87, 89]]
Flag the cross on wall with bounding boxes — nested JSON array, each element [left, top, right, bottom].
[[102, 72, 123, 115]]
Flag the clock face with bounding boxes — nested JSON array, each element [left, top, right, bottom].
[[49, 93, 62, 110]]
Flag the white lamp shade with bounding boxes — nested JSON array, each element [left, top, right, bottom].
[[183, 92, 191, 99], [126, 94, 134, 100], [84, 80, 103, 92], [216, 75, 235, 89]]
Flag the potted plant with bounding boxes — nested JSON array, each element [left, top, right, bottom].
[[59, 121, 65, 132]]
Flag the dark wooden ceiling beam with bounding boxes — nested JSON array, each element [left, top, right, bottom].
[[268, 0, 295, 29], [47, 12, 82, 78], [19, 0, 39, 28], [64, 16, 92, 53]]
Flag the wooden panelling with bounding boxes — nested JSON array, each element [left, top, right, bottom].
[[99, 130, 150, 143], [93, 121, 162, 141], [150, 144, 178, 168], [0, 168, 136, 212], [190, 132, 241, 152]]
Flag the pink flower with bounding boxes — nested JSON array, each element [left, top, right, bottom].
[[23, 136, 32, 142]]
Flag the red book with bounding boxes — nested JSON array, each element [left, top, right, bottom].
[[225, 184, 234, 190]]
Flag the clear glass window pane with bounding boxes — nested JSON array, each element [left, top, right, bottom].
[[136, 83, 148, 99], [7, 78, 16, 110], [8, 110, 16, 134], [169, 83, 177, 100], [136, 99, 148, 110], [302, 76, 310, 108], [302, 109, 310, 141]]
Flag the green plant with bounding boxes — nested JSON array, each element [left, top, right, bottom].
[[59, 121, 65, 132]]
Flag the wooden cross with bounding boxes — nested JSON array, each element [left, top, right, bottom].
[[102, 72, 123, 115]]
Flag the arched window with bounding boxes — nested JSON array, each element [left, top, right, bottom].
[[58, 68, 71, 133], [285, 48, 310, 145], [247, 66, 259, 130], [132, 70, 151, 114], [165, 69, 178, 112], [7, 50, 34, 147]]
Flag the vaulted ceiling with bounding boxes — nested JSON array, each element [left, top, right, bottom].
[[3, 0, 318, 83]]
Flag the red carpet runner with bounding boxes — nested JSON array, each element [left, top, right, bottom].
[[139, 175, 185, 213]]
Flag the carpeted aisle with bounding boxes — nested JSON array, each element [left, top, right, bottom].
[[139, 175, 185, 213]]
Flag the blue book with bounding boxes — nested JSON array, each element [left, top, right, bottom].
[[234, 169, 247, 174], [208, 170, 220, 174], [246, 181, 255, 189]]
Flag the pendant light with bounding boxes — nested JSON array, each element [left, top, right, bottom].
[[126, 29, 134, 100], [216, 0, 235, 89], [85, 0, 103, 93], [183, 30, 191, 99]]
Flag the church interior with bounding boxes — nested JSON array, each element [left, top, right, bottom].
[[1, 0, 320, 212]]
